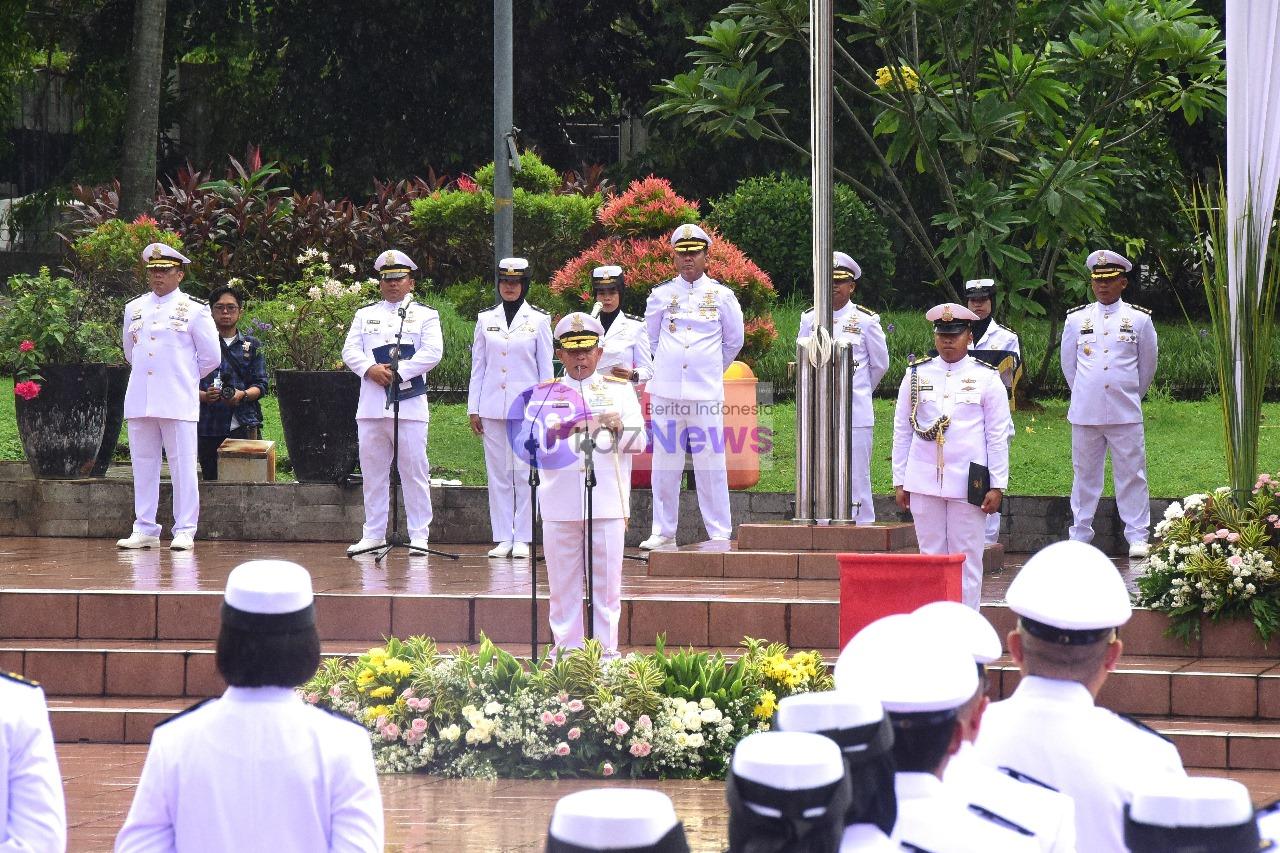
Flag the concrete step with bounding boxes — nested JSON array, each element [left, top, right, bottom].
[[647, 540, 1004, 579], [734, 522, 918, 553]]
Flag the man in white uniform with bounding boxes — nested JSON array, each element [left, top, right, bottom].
[[640, 224, 744, 550], [342, 249, 443, 555], [726, 731, 851, 851], [892, 303, 1012, 608], [468, 258, 554, 558], [965, 278, 1021, 545], [547, 789, 689, 852], [116, 560, 384, 852], [591, 265, 652, 384], [117, 243, 221, 552], [1061, 250, 1158, 558], [974, 540, 1186, 853], [797, 251, 889, 524], [536, 312, 645, 657], [919, 601, 1079, 853], [836, 615, 1038, 852], [1, 670, 66, 851], [1125, 777, 1261, 852]]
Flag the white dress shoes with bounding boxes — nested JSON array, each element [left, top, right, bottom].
[[510, 542, 530, 559], [116, 532, 160, 550], [169, 533, 195, 551], [638, 534, 676, 551], [487, 542, 514, 558], [347, 538, 386, 556], [1128, 541, 1150, 559]]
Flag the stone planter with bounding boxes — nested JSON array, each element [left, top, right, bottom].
[[15, 363, 120, 478], [89, 364, 130, 477], [275, 369, 360, 483]]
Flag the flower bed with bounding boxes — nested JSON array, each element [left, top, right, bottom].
[[301, 636, 830, 778], [1136, 474, 1280, 643]]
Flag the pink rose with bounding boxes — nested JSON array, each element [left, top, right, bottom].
[[1227, 532, 1241, 542], [602, 762, 615, 777], [374, 715, 388, 730], [328, 685, 342, 699], [13, 381, 40, 401], [568, 727, 581, 740], [401, 688, 415, 699], [418, 697, 432, 711], [554, 742, 571, 757], [558, 692, 570, 702], [567, 699, 584, 712], [1268, 515, 1278, 523], [629, 741, 651, 757], [18, 340, 34, 352], [612, 718, 630, 736], [304, 692, 319, 704], [405, 730, 422, 745], [411, 718, 429, 734], [541, 711, 555, 725], [1216, 528, 1230, 539], [1203, 533, 1217, 544], [636, 715, 652, 729], [553, 712, 567, 726], [1228, 555, 1244, 567], [382, 723, 401, 740]]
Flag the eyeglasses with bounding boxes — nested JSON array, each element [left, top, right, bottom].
[[212, 304, 241, 312]]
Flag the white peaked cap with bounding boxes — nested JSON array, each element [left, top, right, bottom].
[[548, 788, 681, 849], [224, 560, 313, 614], [914, 600, 1002, 664], [1007, 540, 1132, 632], [732, 730, 845, 791]]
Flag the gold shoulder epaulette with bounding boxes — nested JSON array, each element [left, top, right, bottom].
[[972, 358, 999, 371], [1130, 304, 1152, 315], [1066, 304, 1088, 315], [536, 377, 561, 387], [604, 375, 628, 383], [528, 304, 549, 315], [188, 295, 208, 306], [0, 670, 37, 687], [909, 355, 931, 367], [855, 304, 879, 318]]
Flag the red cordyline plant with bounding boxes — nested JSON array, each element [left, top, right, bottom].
[[551, 176, 777, 363]]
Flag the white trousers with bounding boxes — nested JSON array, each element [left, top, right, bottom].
[[357, 418, 432, 541], [649, 396, 732, 540], [910, 493, 987, 609], [985, 511, 1001, 545], [851, 426, 876, 524], [128, 418, 199, 537], [482, 417, 532, 544], [1069, 423, 1150, 545], [543, 517, 624, 653]]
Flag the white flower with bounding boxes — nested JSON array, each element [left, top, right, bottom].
[[700, 698, 715, 710], [323, 278, 344, 296], [675, 732, 689, 747], [286, 303, 296, 312], [320, 251, 330, 262], [699, 708, 723, 724], [687, 732, 704, 748], [1247, 583, 1257, 594], [342, 263, 356, 274], [1163, 503, 1184, 521], [682, 714, 702, 732], [484, 701, 503, 716], [307, 286, 322, 300], [440, 724, 461, 742], [226, 277, 243, 287]]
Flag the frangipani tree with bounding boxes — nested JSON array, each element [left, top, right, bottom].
[[651, 0, 1224, 387]]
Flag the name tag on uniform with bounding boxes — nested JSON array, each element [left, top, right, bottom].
[[487, 326, 500, 332]]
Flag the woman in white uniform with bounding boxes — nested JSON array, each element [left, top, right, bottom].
[[591, 265, 652, 384], [467, 258, 554, 558]]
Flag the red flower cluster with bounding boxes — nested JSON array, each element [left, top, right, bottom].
[[18, 340, 35, 352], [596, 176, 699, 238], [131, 214, 159, 227], [13, 381, 41, 401], [455, 175, 479, 194]]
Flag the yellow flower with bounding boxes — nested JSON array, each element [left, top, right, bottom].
[[753, 690, 777, 720], [873, 64, 920, 92], [384, 659, 412, 678], [369, 686, 394, 699], [355, 669, 376, 688], [362, 704, 391, 723]]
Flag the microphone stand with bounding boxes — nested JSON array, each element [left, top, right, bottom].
[[349, 300, 459, 563], [525, 405, 544, 661], [580, 421, 597, 642]]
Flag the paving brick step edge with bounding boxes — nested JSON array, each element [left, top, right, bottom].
[[646, 543, 1002, 579], [2, 590, 1272, 659]]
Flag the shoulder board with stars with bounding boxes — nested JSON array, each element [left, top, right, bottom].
[[527, 304, 549, 315], [1066, 304, 1089, 315], [604, 375, 628, 383], [909, 355, 931, 367], [854, 304, 879, 318], [1118, 712, 1175, 744], [0, 670, 38, 688], [624, 312, 643, 323], [155, 697, 215, 728], [187, 295, 208, 306], [1130, 304, 1152, 315], [971, 358, 999, 371]]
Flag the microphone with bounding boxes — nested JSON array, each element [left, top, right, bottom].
[[398, 294, 414, 319], [590, 301, 603, 318]]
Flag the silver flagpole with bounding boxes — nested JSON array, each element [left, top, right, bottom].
[[810, 0, 835, 523]]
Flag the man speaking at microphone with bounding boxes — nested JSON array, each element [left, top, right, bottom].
[[341, 250, 443, 555], [535, 312, 645, 658]]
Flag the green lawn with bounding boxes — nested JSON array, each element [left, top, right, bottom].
[[5, 376, 1279, 499]]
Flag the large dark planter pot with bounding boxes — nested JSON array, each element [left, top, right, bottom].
[[15, 363, 113, 478], [275, 369, 361, 483], [89, 364, 130, 478]]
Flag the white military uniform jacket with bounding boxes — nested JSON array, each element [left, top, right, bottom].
[[944, 743, 1077, 853], [840, 824, 898, 851], [0, 673, 66, 852], [598, 312, 653, 383], [115, 686, 383, 853], [1060, 300, 1157, 425], [644, 274, 744, 401], [891, 772, 1039, 852], [971, 321, 1022, 390], [467, 302, 554, 419], [798, 302, 889, 427], [892, 355, 1013, 500], [974, 676, 1185, 853], [535, 372, 646, 522], [123, 290, 221, 421], [341, 296, 442, 422]]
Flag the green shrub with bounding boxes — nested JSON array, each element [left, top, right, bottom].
[[442, 278, 574, 321], [0, 268, 122, 378], [707, 175, 895, 301], [474, 151, 561, 194], [70, 217, 186, 297]]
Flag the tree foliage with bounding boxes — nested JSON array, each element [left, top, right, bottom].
[[651, 0, 1225, 390]]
